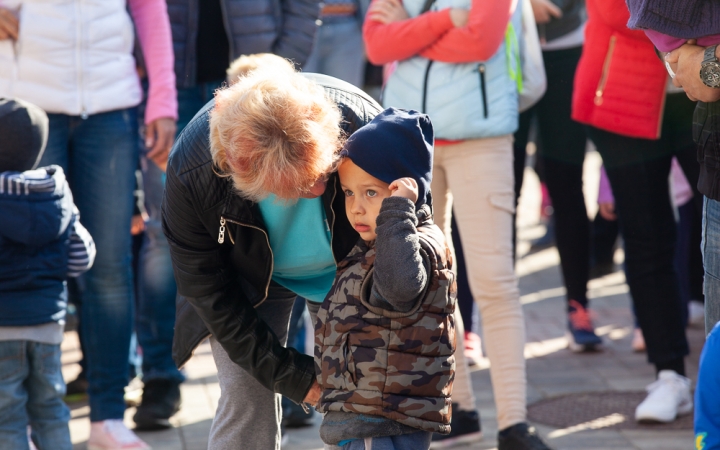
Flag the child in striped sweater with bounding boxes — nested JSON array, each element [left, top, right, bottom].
[[0, 98, 95, 450]]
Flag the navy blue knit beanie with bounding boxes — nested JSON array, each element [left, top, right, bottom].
[[341, 107, 433, 208]]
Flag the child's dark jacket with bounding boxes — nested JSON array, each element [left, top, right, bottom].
[[0, 166, 94, 326], [314, 196, 457, 443]]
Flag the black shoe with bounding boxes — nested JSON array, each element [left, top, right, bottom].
[[498, 422, 551, 450], [430, 406, 482, 449], [282, 397, 315, 428], [133, 379, 182, 431]]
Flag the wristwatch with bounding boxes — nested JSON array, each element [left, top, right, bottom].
[[700, 44, 720, 88]]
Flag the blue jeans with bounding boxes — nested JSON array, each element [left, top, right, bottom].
[[0, 341, 71, 450], [702, 196, 720, 334], [136, 157, 184, 383], [330, 431, 433, 450], [302, 17, 365, 88], [40, 109, 139, 422], [134, 83, 185, 384]]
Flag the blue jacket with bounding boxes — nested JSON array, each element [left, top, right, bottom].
[[168, 0, 321, 88], [0, 166, 94, 326], [695, 322, 720, 450]]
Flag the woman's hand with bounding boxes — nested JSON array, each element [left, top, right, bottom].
[[368, 0, 409, 24], [145, 117, 177, 172], [389, 177, 419, 203], [530, 0, 562, 24], [0, 7, 18, 40], [303, 380, 322, 405]]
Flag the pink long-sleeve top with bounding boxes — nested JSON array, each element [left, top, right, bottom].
[[128, 0, 178, 124]]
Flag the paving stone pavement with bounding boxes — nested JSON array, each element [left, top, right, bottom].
[[62, 154, 704, 449]]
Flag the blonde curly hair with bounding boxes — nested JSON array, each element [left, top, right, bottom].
[[226, 53, 295, 84], [209, 67, 344, 201]]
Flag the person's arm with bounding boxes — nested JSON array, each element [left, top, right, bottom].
[[128, 0, 178, 171], [363, 2, 455, 65], [371, 178, 429, 312], [162, 156, 316, 404], [67, 208, 96, 278], [273, 0, 321, 66], [418, 0, 515, 63]]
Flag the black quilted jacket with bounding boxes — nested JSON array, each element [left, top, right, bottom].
[[162, 74, 382, 404], [167, 0, 321, 88]]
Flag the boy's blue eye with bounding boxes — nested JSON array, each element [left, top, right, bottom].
[[344, 189, 354, 197], [366, 190, 377, 198]]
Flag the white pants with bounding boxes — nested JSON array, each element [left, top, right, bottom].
[[433, 135, 527, 430]]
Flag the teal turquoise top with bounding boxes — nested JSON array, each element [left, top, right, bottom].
[[257, 195, 336, 303]]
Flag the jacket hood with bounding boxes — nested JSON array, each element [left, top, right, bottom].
[[341, 108, 434, 208], [0, 165, 73, 246]]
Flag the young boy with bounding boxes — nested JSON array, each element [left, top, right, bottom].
[[0, 98, 95, 449], [312, 108, 456, 450]]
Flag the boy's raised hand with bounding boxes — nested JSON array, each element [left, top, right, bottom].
[[389, 177, 418, 203]]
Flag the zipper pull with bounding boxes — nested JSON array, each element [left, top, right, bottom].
[[218, 218, 226, 244]]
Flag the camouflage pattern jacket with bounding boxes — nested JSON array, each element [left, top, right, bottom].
[[314, 197, 457, 435]]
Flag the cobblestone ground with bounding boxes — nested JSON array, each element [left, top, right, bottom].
[[64, 151, 704, 449]]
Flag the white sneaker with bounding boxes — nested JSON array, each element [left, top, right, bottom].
[[88, 420, 151, 450], [635, 370, 693, 423]]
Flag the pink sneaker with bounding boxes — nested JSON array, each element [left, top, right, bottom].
[[88, 420, 151, 450]]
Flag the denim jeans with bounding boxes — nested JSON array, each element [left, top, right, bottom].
[[702, 196, 720, 334], [0, 341, 71, 450], [40, 109, 139, 422], [326, 431, 433, 450], [302, 17, 365, 88], [136, 157, 185, 384]]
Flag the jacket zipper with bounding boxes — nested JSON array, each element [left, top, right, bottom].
[[478, 64, 488, 119], [76, 0, 87, 118], [219, 216, 274, 306], [421, 60, 434, 113], [594, 35, 617, 106]]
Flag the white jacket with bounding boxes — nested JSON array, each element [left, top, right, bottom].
[[0, 0, 141, 116], [382, 0, 522, 140]]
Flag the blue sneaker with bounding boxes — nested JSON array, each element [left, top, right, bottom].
[[566, 300, 602, 352]]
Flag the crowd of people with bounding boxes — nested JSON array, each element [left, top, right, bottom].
[[0, 0, 719, 449]]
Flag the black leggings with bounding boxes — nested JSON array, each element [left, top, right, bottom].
[[587, 124, 689, 369], [514, 46, 590, 309]]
